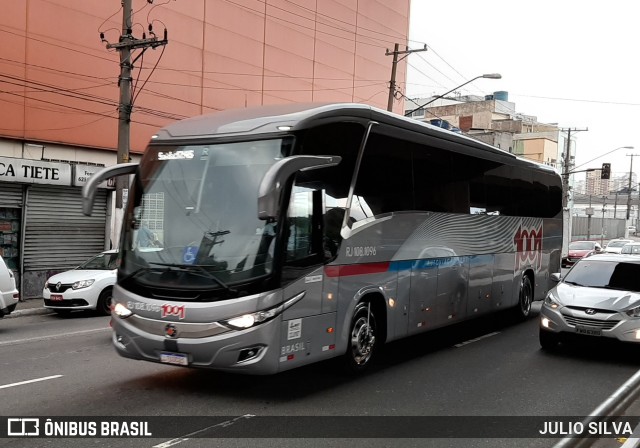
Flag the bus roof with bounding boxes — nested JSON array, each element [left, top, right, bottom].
[[152, 103, 557, 174]]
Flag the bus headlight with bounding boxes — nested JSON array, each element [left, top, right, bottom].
[[113, 303, 132, 318], [221, 307, 281, 330]]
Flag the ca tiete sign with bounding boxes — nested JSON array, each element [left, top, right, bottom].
[[0, 157, 112, 188]]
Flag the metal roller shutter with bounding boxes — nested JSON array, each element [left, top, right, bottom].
[[0, 183, 24, 208], [24, 185, 108, 271]]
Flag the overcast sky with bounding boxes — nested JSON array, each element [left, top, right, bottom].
[[406, 0, 640, 182]]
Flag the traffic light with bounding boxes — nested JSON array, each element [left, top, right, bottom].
[[601, 163, 611, 179]]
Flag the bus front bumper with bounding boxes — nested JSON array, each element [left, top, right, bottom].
[[111, 312, 283, 375]]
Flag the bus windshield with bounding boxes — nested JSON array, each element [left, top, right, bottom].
[[119, 138, 290, 298]]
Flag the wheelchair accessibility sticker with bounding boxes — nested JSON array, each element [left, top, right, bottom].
[[182, 246, 199, 264]]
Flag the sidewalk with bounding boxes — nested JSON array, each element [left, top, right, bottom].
[[5, 297, 53, 318]]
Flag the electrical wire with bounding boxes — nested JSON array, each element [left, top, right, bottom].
[[281, 0, 412, 44], [0, 115, 112, 132]]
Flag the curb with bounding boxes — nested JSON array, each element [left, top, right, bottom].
[[5, 305, 54, 319]]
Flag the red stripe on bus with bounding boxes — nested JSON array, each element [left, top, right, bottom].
[[324, 262, 390, 277]]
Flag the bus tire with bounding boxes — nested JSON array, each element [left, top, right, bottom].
[[97, 288, 113, 316], [513, 274, 533, 319], [344, 301, 378, 374]]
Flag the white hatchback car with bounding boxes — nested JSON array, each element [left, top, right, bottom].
[[43, 250, 117, 316], [0, 255, 19, 318]]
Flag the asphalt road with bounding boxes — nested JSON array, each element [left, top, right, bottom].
[[0, 303, 639, 448]]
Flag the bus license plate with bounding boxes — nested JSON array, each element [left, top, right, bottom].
[[160, 352, 189, 366], [575, 326, 601, 337]]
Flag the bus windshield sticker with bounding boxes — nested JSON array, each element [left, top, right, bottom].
[[157, 150, 195, 160], [287, 319, 302, 340]]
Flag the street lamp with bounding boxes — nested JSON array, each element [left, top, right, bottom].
[[404, 73, 502, 117]]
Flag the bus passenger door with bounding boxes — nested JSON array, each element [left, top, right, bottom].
[[281, 187, 324, 318], [280, 187, 336, 368], [467, 254, 494, 317]]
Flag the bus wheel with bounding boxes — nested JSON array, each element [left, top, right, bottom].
[[515, 275, 533, 319], [344, 301, 378, 373]]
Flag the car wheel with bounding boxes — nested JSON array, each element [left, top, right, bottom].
[[6, 304, 16, 314], [97, 288, 113, 316], [344, 301, 378, 374], [513, 275, 533, 319], [539, 329, 560, 351]]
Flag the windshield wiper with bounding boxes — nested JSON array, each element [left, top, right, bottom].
[[119, 266, 168, 284], [148, 262, 236, 294]]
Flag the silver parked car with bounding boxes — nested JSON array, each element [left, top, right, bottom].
[[621, 242, 640, 255], [540, 254, 640, 349], [604, 239, 633, 254]]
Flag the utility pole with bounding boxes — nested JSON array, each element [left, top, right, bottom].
[[626, 153, 640, 219], [560, 127, 588, 208], [102, 0, 168, 208], [385, 44, 427, 112], [560, 127, 587, 257]]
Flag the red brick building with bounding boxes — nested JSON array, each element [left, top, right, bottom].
[[0, 0, 410, 296]]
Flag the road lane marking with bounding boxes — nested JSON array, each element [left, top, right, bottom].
[[0, 375, 63, 390], [454, 331, 500, 347], [153, 414, 255, 448], [0, 328, 110, 347]]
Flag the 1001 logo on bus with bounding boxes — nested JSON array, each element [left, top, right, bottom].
[[161, 304, 186, 319], [514, 225, 542, 271]]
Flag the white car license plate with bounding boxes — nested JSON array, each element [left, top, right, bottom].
[[160, 352, 189, 366], [575, 326, 601, 337], [50, 294, 63, 301]]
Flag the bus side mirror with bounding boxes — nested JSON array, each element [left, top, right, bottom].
[[257, 155, 341, 220], [82, 163, 138, 216]]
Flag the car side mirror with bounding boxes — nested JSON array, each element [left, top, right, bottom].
[[550, 273, 561, 282]]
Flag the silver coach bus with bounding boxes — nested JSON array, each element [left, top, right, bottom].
[[83, 103, 563, 375]]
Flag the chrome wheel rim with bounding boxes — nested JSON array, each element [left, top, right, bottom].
[[350, 315, 375, 365]]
